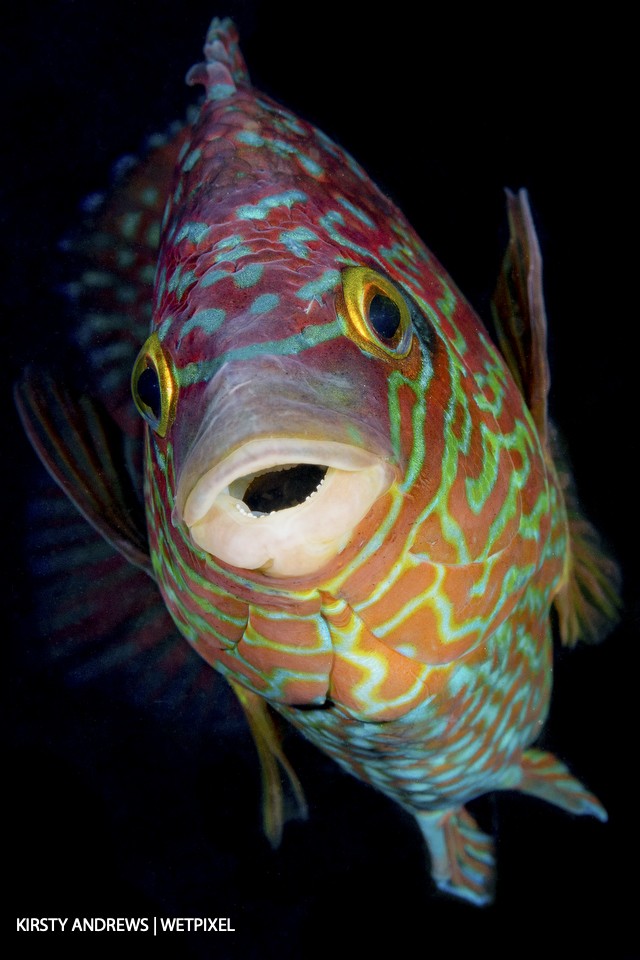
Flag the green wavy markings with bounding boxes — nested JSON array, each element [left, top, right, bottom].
[[167, 264, 197, 302], [181, 147, 202, 172], [318, 210, 379, 262], [207, 83, 236, 101], [435, 283, 467, 356], [387, 357, 432, 489], [345, 505, 410, 611], [172, 179, 183, 206], [323, 611, 397, 709], [147, 458, 245, 643], [295, 269, 340, 302], [190, 233, 255, 268], [314, 128, 343, 161], [466, 425, 502, 515], [466, 553, 502, 600], [326, 352, 434, 597], [235, 129, 324, 177], [241, 660, 328, 702], [208, 659, 264, 699], [176, 138, 191, 164], [280, 227, 318, 260], [374, 562, 492, 649], [379, 239, 429, 285], [343, 150, 370, 184], [160, 197, 172, 232], [255, 100, 306, 137], [200, 269, 230, 288], [403, 353, 474, 564], [155, 265, 167, 308], [519, 487, 552, 541], [473, 346, 510, 419], [179, 307, 226, 341], [236, 190, 307, 220], [263, 667, 329, 699], [243, 620, 331, 657], [249, 293, 279, 315], [175, 221, 211, 245], [156, 313, 174, 341], [327, 485, 406, 599], [156, 539, 230, 646], [518, 576, 562, 619], [336, 196, 376, 228], [543, 484, 569, 562], [466, 416, 531, 514], [176, 316, 344, 386], [234, 130, 263, 147], [215, 242, 253, 264]]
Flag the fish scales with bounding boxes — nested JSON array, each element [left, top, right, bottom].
[[17, 16, 619, 907], [147, 23, 558, 720]]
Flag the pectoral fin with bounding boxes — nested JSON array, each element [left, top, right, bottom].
[[15, 370, 151, 575], [550, 426, 621, 645]]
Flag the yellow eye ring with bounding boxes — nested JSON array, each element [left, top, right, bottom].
[[341, 266, 414, 360], [131, 332, 177, 437]]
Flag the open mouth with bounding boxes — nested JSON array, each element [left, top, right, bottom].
[[179, 438, 395, 577], [231, 463, 329, 516]]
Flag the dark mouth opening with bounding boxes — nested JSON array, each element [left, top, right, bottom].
[[243, 464, 328, 514]]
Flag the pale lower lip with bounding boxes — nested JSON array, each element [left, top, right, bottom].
[[179, 438, 395, 578]]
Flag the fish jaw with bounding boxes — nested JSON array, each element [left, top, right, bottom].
[[178, 438, 395, 578]]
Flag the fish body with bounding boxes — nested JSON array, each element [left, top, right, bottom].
[[17, 17, 619, 906]]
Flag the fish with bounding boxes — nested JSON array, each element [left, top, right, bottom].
[[15, 16, 621, 906]]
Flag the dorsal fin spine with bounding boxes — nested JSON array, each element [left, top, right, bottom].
[[185, 17, 250, 100]]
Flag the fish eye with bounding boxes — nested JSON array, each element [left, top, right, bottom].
[[340, 266, 413, 359], [368, 293, 401, 340], [136, 366, 161, 420], [131, 332, 177, 437]]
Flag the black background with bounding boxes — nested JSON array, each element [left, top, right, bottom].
[[4, 2, 637, 957]]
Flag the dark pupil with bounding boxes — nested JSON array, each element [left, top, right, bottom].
[[368, 293, 401, 340], [137, 366, 161, 419]]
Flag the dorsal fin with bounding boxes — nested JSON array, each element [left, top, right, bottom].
[[491, 188, 550, 445], [186, 17, 250, 100], [492, 191, 621, 644]]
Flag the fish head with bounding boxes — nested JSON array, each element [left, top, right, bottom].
[[132, 235, 432, 580], [130, 25, 534, 595]]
